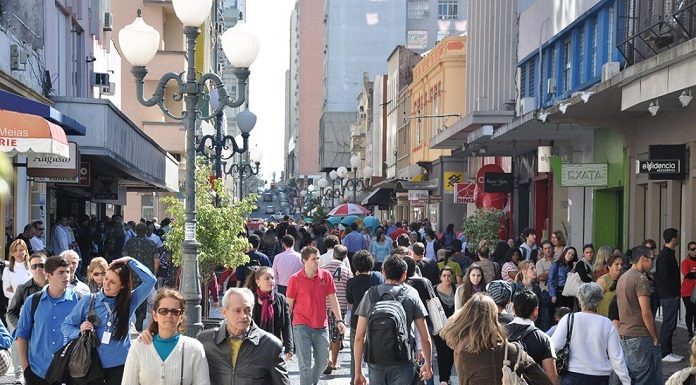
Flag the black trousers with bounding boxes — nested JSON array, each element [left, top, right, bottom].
[[684, 296, 696, 335], [85, 365, 124, 385], [24, 367, 53, 385], [433, 334, 454, 382]]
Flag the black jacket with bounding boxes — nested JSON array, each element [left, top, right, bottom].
[[252, 291, 293, 354], [655, 246, 680, 298], [7, 278, 43, 328], [198, 321, 290, 385]]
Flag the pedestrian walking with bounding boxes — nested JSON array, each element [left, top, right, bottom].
[[287, 246, 344, 385], [321, 245, 353, 374], [272, 235, 303, 295], [656, 228, 683, 362], [681, 241, 696, 339], [549, 247, 578, 309], [550, 282, 631, 385], [455, 264, 486, 310], [439, 293, 552, 385], [122, 289, 210, 385], [616, 246, 663, 385], [198, 288, 291, 384]]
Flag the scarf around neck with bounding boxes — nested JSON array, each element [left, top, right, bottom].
[[256, 288, 275, 330]]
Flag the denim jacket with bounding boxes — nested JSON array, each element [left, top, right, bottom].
[[548, 262, 570, 298]]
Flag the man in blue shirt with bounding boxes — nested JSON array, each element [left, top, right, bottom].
[[235, 234, 272, 287], [16, 255, 80, 385], [341, 223, 369, 265]]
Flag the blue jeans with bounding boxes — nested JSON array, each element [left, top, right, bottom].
[[659, 296, 679, 357], [368, 362, 415, 385], [561, 371, 609, 385], [293, 325, 329, 385], [620, 336, 663, 385]]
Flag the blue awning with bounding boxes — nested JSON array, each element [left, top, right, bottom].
[[0, 89, 86, 136]]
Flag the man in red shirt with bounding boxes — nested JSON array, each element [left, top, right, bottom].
[[389, 221, 408, 242], [287, 246, 345, 385]]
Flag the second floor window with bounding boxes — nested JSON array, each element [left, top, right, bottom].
[[438, 0, 458, 20]]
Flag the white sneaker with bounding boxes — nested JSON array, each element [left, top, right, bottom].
[[662, 354, 682, 363], [670, 353, 684, 360]]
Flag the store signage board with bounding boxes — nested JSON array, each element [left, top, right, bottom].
[[27, 142, 79, 178], [636, 160, 680, 175], [483, 173, 513, 193], [408, 189, 429, 201], [454, 183, 475, 204], [561, 163, 608, 187], [537, 146, 552, 173]]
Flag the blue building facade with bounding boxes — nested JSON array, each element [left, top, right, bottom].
[[519, 0, 625, 108]]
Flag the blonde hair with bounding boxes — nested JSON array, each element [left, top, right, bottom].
[[691, 336, 696, 367], [514, 260, 533, 284], [87, 257, 108, 283], [8, 239, 29, 272], [594, 245, 612, 273], [439, 292, 506, 354]]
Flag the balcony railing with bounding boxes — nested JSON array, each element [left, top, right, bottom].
[[618, 0, 696, 65]]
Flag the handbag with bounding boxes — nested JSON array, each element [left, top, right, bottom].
[[562, 264, 583, 297], [690, 285, 696, 305], [427, 296, 447, 335], [555, 312, 574, 374], [502, 342, 529, 385], [0, 348, 11, 376], [70, 294, 100, 378]]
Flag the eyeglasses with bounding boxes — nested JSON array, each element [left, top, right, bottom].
[[30, 263, 45, 270], [643, 255, 655, 261], [689, 248, 696, 252], [156, 308, 183, 316], [92, 272, 105, 277]]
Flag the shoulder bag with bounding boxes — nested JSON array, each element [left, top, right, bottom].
[[0, 348, 10, 376], [502, 342, 529, 385], [562, 263, 583, 297], [425, 282, 447, 336], [555, 312, 574, 374]]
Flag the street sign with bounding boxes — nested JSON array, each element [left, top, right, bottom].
[[636, 159, 680, 175], [454, 183, 475, 204], [561, 163, 608, 187]]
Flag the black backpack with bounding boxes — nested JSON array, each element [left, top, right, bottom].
[[364, 286, 412, 366], [507, 323, 538, 353]]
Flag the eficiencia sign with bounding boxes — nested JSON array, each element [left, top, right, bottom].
[[643, 144, 687, 180], [636, 160, 680, 175]]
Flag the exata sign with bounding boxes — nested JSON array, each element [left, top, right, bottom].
[[636, 160, 680, 174], [560, 163, 608, 187]]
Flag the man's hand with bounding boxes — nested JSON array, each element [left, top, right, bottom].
[[420, 362, 433, 381], [337, 321, 346, 335], [354, 372, 367, 385], [283, 352, 293, 362]]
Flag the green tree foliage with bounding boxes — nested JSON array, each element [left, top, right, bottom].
[[462, 208, 504, 254], [160, 157, 257, 281]]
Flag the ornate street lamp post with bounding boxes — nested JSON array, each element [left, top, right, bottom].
[[119, 0, 259, 336], [227, 148, 263, 201]]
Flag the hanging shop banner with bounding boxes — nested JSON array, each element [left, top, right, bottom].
[[636, 160, 680, 175], [537, 146, 552, 173], [483, 173, 514, 193], [561, 163, 608, 187], [454, 183, 476, 204], [408, 189, 429, 201], [443, 171, 464, 192], [92, 177, 120, 200]]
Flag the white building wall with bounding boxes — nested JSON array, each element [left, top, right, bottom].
[[518, 0, 602, 60]]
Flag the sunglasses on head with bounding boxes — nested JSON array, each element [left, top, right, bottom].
[[30, 263, 45, 270], [156, 308, 183, 316]]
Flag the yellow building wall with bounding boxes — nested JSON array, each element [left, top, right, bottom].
[[407, 36, 467, 165]]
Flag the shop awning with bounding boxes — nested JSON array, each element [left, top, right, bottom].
[[0, 110, 69, 158], [395, 178, 439, 192], [361, 178, 401, 206], [53, 97, 179, 192], [0, 89, 86, 136]]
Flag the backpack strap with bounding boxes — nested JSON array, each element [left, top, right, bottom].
[[30, 292, 40, 324], [368, 286, 380, 304]]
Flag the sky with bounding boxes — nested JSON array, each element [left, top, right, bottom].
[[246, 0, 296, 183]]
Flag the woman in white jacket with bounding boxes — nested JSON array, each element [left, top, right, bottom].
[[3, 239, 32, 384], [550, 282, 631, 385], [122, 288, 210, 385]]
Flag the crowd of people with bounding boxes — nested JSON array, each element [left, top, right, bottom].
[[0, 213, 695, 385]]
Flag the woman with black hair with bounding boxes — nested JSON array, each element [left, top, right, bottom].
[[63, 256, 156, 385]]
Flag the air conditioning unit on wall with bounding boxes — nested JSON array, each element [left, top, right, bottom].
[[103, 12, 113, 31], [519, 97, 536, 116]]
